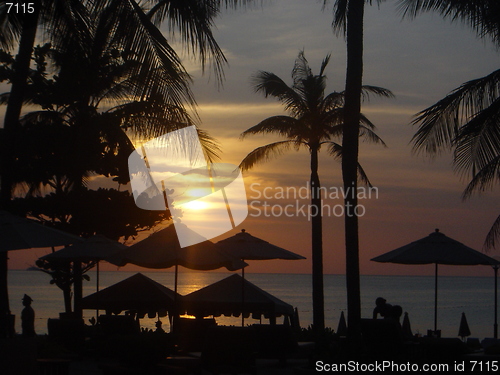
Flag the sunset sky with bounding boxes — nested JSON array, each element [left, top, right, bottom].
[[6, 0, 500, 277]]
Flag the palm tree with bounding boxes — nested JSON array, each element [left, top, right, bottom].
[[330, 0, 380, 341], [3, 10, 220, 195], [240, 51, 391, 333], [0, 0, 252, 203], [0, 0, 248, 332], [399, 0, 500, 249]]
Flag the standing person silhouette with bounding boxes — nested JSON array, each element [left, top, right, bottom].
[[373, 297, 392, 319], [21, 294, 36, 337]]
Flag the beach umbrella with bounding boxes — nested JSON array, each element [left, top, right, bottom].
[[371, 229, 500, 333], [458, 312, 471, 341], [0, 211, 82, 337], [402, 312, 413, 338], [216, 229, 305, 325], [107, 224, 247, 296], [216, 229, 305, 263], [81, 273, 180, 318], [39, 235, 128, 317], [40, 234, 127, 263], [337, 311, 347, 337], [180, 273, 294, 322]]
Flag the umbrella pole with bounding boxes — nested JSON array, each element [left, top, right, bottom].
[[494, 265, 498, 339], [174, 264, 178, 295], [241, 266, 245, 327], [434, 263, 438, 333], [96, 261, 100, 319], [173, 264, 178, 332]]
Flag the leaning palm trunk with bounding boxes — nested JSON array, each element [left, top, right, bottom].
[[342, 0, 364, 342], [310, 146, 325, 332]]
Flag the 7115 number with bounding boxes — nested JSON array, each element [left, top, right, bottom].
[[6, 3, 35, 14], [470, 361, 499, 372]]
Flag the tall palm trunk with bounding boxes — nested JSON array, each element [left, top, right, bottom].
[[342, 0, 364, 342], [0, 5, 41, 324], [310, 146, 325, 332], [1, 3, 40, 203], [73, 261, 83, 318]]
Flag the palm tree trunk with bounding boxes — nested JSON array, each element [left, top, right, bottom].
[[310, 146, 325, 333], [73, 261, 83, 319], [0, 6, 41, 334], [342, 0, 364, 344], [63, 284, 73, 314], [1, 4, 40, 204]]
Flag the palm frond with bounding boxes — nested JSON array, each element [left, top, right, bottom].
[[319, 54, 332, 77], [196, 127, 221, 163], [109, 99, 220, 162], [240, 116, 301, 139], [327, 123, 344, 138], [292, 51, 313, 85], [454, 97, 500, 177], [359, 113, 376, 129], [411, 69, 500, 155], [331, 0, 348, 35], [108, 100, 191, 136], [327, 141, 343, 159], [360, 85, 395, 101], [42, 0, 92, 54], [357, 162, 373, 187], [93, 0, 195, 108], [0, 92, 9, 105], [0, 3, 23, 50], [147, 0, 226, 80], [322, 91, 344, 111], [359, 122, 387, 146], [252, 71, 306, 116], [484, 213, 500, 251], [19, 110, 65, 126], [239, 140, 299, 171], [461, 154, 500, 199], [326, 141, 373, 186], [397, 0, 500, 46]]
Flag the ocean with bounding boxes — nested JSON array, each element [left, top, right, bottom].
[[7, 270, 497, 340]]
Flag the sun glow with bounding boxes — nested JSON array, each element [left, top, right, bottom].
[[182, 200, 210, 210]]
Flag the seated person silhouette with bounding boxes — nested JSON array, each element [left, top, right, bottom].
[[389, 304, 403, 324], [373, 297, 392, 319]]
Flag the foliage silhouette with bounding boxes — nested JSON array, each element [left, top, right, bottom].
[[400, 0, 500, 249]]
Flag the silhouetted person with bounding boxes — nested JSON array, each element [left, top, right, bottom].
[[373, 297, 392, 319], [21, 294, 36, 337], [389, 305, 403, 324], [155, 320, 165, 334]]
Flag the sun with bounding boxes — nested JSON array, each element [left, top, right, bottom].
[[183, 200, 210, 210]]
